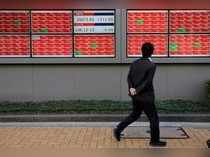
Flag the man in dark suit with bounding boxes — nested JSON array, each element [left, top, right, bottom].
[[113, 42, 166, 147], [207, 139, 210, 148]]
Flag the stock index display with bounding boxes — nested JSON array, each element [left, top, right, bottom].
[[127, 10, 210, 57]]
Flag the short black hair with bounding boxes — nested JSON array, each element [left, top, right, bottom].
[[141, 42, 154, 58]]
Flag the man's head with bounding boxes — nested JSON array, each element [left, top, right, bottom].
[[141, 42, 154, 58]]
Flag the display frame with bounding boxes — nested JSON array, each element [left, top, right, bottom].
[[30, 10, 73, 58], [124, 9, 210, 63], [72, 9, 116, 58], [0, 10, 30, 34], [0, 10, 31, 58], [126, 9, 170, 58], [0, 9, 210, 64], [0, 9, 120, 63]]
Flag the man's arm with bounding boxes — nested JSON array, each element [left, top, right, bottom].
[[127, 64, 137, 96], [135, 65, 156, 94], [127, 64, 133, 89]]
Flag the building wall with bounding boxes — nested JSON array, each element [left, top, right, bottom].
[[0, 0, 210, 102], [0, 64, 209, 102]]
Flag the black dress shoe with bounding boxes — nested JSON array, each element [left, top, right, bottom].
[[113, 128, 121, 141], [150, 141, 167, 147], [207, 139, 210, 148]]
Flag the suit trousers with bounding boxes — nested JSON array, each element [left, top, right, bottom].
[[116, 95, 160, 142]]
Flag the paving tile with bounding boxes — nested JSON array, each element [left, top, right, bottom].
[[0, 127, 209, 149]]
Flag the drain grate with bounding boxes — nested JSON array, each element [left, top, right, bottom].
[[122, 126, 189, 139]]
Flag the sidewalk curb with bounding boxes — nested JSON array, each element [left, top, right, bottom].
[[0, 114, 210, 122]]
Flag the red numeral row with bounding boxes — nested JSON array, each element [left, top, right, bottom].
[[127, 11, 210, 33], [169, 35, 210, 56], [74, 35, 115, 56], [0, 12, 29, 32], [32, 12, 72, 33], [32, 35, 72, 56], [170, 11, 210, 33], [127, 34, 168, 56], [0, 35, 30, 56], [0, 12, 73, 33], [127, 12, 168, 33]]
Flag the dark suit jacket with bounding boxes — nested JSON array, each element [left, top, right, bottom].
[[127, 57, 156, 99]]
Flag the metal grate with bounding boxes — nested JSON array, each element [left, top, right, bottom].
[[122, 126, 189, 139]]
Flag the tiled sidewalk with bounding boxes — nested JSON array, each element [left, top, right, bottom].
[[0, 127, 209, 149]]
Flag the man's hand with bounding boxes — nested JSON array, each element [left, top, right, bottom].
[[129, 88, 136, 96]]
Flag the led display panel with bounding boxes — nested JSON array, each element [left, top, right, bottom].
[[127, 34, 168, 57], [32, 11, 72, 33], [74, 35, 115, 57], [32, 35, 72, 57], [169, 34, 209, 56], [170, 10, 210, 33], [0, 11, 30, 33], [0, 35, 30, 57], [127, 10, 168, 33], [74, 10, 115, 33]]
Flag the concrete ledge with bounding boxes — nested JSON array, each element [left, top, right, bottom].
[[0, 114, 210, 122]]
